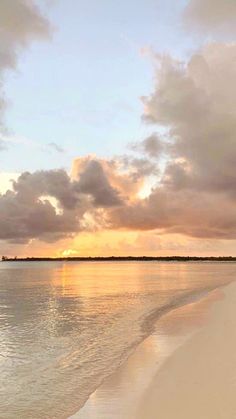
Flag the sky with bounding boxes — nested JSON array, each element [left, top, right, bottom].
[[1, 0, 236, 257]]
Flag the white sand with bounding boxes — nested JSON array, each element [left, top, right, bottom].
[[71, 281, 236, 419], [137, 281, 236, 419]]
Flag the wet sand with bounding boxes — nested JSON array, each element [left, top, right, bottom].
[[72, 280, 235, 418]]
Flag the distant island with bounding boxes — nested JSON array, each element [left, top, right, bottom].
[[2, 256, 236, 262]]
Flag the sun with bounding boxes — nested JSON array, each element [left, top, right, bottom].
[[61, 249, 79, 257]]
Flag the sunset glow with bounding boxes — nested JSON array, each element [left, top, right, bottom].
[[1, 2, 236, 418], [0, 0, 236, 258]]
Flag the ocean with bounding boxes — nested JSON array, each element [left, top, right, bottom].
[[0, 261, 235, 418]]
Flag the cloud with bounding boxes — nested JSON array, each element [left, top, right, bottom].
[[142, 44, 236, 196], [106, 42, 236, 240], [117, 155, 159, 180], [0, 158, 125, 243], [0, 0, 51, 70], [110, 188, 236, 239], [0, 190, 77, 243], [1, 3, 236, 245], [0, 0, 51, 126], [13, 170, 79, 210], [183, 0, 236, 35], [0, 153, 162, 243], [73, 159, 123, 207], [47, 142, 65, 153], [130, 133, 163, 158], [72, 155, 157, 202], [3, 56, 236, 246], [0, 169, 80, 242]]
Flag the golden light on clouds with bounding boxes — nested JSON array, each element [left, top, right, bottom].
[[1, 0, 236, 257]]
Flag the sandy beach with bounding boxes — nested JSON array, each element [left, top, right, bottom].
[[137, 280, 236, 419], [72, 280, 236, 419]]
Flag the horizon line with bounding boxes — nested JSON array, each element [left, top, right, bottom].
[[2, 255, 236, 262]]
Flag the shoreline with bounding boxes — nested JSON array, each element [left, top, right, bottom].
[[136, 280, 236, 419], [70, 281, 231, 418]]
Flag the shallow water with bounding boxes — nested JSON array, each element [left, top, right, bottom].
[[0, 261, 235, 418]]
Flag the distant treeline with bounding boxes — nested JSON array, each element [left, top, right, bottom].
[[2, 256, 236, 262]]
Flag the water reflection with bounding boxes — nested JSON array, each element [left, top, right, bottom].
[[0, 261, 234, 418], [74, 287, 226, 419]]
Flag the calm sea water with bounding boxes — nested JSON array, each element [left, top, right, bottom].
[[0, 261, 235, 418]]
